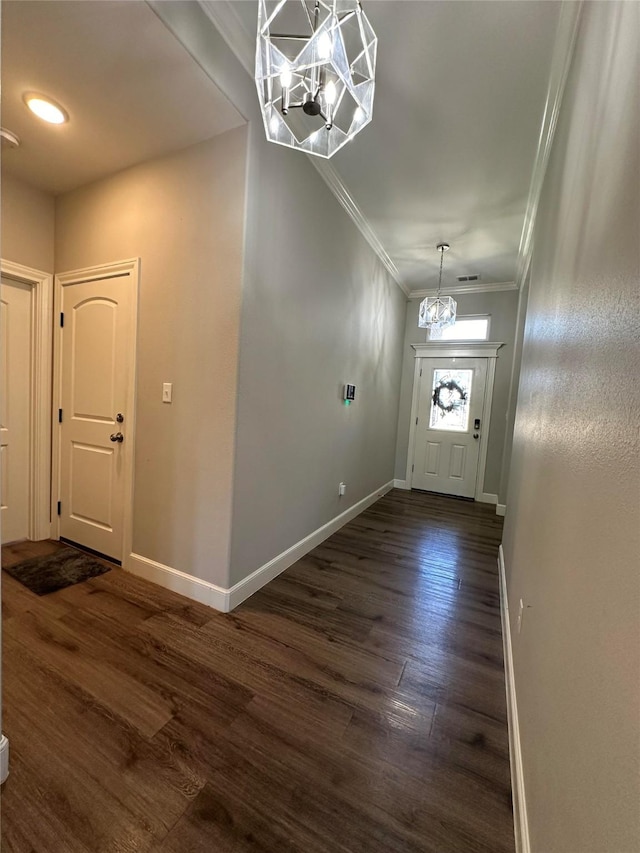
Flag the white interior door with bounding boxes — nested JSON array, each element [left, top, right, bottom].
[[58, 270, 135, 561], [0, 277, 32, 544], [411, 357, 487, 498]]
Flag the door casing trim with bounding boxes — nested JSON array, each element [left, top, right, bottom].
[[1, 259, 53, 541], [51, 259, 139, 565], [406, 342, 504, 501]]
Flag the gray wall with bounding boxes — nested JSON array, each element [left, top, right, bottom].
[[230, 123, 405, 584], [1, 172, 55, 272], [151, 2, 406, 589], [502, 3, 639, 851], [56, 132, 247, 588], [394, 290, 518, 496]]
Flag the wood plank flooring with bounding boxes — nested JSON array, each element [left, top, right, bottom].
[[0, 489, 514, 853]]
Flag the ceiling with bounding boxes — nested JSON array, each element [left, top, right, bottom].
[[1, 1, 561, 293], [0, 1, 245, 194], [229, 1, 561, 292]]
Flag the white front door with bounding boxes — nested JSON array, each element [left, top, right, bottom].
[[411, 357, 487, 498], [0, 277, 32, 543], [57, 268, 135, 561]]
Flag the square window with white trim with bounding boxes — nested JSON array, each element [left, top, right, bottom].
[[428, 315, 490, 341]]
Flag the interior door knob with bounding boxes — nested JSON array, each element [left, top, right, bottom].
[[473, 433, 479, 440], [110, 432, 124, 443]]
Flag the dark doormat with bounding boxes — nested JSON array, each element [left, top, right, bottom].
[[3, 547, 112, 596]]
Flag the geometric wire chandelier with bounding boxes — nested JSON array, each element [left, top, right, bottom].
[[418, 242, 458, 331], [255, 0, 377, 158]]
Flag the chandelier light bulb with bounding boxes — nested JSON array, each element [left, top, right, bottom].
[[317, 30, 332, 59], [280, 67, 293, 89], [324, 80, 337, 105]]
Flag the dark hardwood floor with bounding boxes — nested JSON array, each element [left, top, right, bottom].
[[1, 489, 514, 853]]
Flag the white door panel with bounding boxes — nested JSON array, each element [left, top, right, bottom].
[[0, 277, 32, 543], [59, 275, 133, 560], [412, 357, 487, 498]]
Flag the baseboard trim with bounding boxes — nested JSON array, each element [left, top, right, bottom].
[[0, 734, 9, 785], [393, 479, 410, 490], [479, 492, 498, 505], [496, 503, 507, 517], [498, 544, 530, 853], [126, 480, 394, 614], [227, 480, 394, 610], [126, 553, 229, 611]]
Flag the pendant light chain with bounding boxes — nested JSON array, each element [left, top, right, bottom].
[[417, 241, 457, 331]]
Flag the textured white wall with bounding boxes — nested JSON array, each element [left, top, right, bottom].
[[502, 3, 640, 850]]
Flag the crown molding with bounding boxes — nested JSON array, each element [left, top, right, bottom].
[[198, 0, 408, 297], [200, 0, 253, 76], [306, 158, 407, 294], [515, 0, 584, 287], [410, 281, 518, 299]]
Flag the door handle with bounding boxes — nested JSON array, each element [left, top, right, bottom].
[[110, 432, 124, 443], [473, 433, 479, 440]]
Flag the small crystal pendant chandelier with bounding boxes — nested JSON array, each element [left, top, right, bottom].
[[418, 243, 457, 331], [255, 0, 377, 158]]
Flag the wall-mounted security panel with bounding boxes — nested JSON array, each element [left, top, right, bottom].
[[343, 384, 356, 402]]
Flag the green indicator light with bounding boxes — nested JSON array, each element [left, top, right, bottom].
[[344, 399, 351, 406]]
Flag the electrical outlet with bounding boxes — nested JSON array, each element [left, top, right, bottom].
[[338, 482, 346, 497], [517, 598, 524, 633]]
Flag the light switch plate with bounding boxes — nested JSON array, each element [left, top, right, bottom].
[[162, 383, 172, 403]]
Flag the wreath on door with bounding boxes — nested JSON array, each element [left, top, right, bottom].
[[432, 379, 468, 413]]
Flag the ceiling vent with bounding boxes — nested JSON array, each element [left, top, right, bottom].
[[457, 274, 480, 282], [0, 128, 20, 149]]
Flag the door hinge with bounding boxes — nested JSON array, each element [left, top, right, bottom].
[[412, 464, 414, 472], [60, 312, 64, 327], [58, 408, 63, 423], [415, 417, 418, 425], [420, 368, 422, 376], [57, 501, 61, 516]]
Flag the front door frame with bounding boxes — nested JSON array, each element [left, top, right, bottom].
[[1, 259, 53, 541], [406, 341, 504, 502], [51, 259, 139, 565]]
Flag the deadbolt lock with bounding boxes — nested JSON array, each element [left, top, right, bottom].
[[116, 413, 124, 423]]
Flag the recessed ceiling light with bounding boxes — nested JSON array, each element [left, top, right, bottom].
[[23, 92, 68, 125]]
